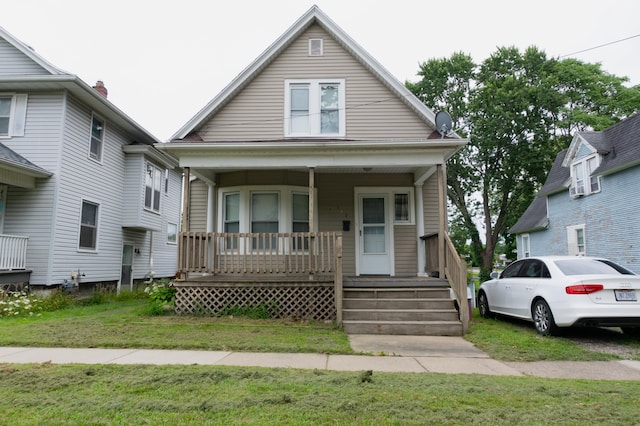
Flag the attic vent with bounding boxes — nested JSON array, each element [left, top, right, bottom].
[[309, 39, 323, 56]]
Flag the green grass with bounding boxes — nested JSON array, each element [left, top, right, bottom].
[[0, 299, 352, 354], [1, 363, 639, 425], [2, 297, 640, 424]]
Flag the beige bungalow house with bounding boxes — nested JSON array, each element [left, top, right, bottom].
[[158, 6, 469, 334]]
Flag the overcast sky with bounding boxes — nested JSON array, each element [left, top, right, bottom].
[[3, 0, 639, 141]]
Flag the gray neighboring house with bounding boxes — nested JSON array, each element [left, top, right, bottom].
[[0, 26, 181, 292], [510, 113, 640, 273]]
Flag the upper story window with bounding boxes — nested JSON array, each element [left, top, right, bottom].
[[89, 114, 105, 161], [79, 200, 99, 251], [145, 162, 162, 212], [570, 154, 600, 197], [284, 79, 345, 138], [0, 94, 28, 137]]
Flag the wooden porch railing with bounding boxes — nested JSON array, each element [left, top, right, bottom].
[[423, 232, 469, 332], [0, 234, 28, 271], [179, 232, 342, 275]]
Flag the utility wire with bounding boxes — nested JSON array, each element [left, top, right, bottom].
[[559, 33, 640, 58]]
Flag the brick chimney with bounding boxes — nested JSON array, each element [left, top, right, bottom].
[[93, 80, 108, 98]]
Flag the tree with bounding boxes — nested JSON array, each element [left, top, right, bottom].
[[408, 47, 640, 280]]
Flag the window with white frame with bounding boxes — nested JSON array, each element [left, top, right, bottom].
[[79, 200, 99, 250], [145, 162, 162, 212], [219, 186, 313, 251], [570, 154, 600, 197], [0, 94, 28, 137], [521, 234, 530, 258], [89, 114, 105, 161], [394, 193, 410, 222], [285, 79, 345, 137], [167, 223, 177, 244], [567, 224, 586, 256]]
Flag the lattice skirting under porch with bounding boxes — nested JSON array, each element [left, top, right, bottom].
[[174, 281, 337, 320]]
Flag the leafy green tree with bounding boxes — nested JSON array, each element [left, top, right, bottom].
[[408, 47, 640, 280]]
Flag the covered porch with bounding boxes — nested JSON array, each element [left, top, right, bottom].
[[159, 139, 469, 332]]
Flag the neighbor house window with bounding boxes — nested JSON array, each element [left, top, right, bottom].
[[521, 234, 530, 258], [567, 224, 586, 256], [167, 223, 177, 244], [145, 162, 162, 212], [0, 94, 28, 137], [285, 79, 345, 137], [89, 114, 105, 161], [570, 154, 600, 197], [79, 200, 99, 250]]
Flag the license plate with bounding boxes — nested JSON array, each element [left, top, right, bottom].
[[615, 290, 637, 302]]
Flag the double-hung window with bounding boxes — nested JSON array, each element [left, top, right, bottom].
[[0, 94, 28, 137], [145, 162, 162, 212], [285, 79, 345, 137], [79, 200, 99, 250], [89, 114, 105, 161], [567, 224, 586, 256], [570, 154, 600, 197], [251, 192, 279, 249], [292, 192, 310, 251]]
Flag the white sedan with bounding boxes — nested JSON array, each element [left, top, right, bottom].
[[477, 256, 640, 336]]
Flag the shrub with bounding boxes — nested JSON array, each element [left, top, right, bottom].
[[144, 280, 176, 315]]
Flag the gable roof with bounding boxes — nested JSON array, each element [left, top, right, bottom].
[[0, 25, 160, 145], [171, 5, 440, 141]]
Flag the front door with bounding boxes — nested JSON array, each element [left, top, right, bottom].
[[357, 194, 391, 275], [120, 244, 134, 292]]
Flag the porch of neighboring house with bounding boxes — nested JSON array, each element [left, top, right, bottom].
[[173, 166, 469, 335], [0, 233, 30, 292]]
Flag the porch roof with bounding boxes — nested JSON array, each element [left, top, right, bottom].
[[156, 138, 467, 181]]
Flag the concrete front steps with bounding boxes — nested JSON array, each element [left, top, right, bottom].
[[342, 287, 463, 336]]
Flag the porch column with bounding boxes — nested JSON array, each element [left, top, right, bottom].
[[181, 167, 191, 232], [206, 182, 216, 233], [308, 167, 315, 279], [437, 164, 446, 278], [415, 182, 427, 276]]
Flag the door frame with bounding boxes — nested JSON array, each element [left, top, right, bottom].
[[354, 187, 395, 276], [119, 243, 135, 293]]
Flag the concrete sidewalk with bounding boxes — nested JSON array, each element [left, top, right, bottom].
[[1, 335, 639, 380]]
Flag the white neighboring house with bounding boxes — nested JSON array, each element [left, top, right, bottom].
[[0, 25, 181, 292]]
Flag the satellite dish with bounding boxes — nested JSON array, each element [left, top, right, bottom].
[[435, 111, 453, 138]]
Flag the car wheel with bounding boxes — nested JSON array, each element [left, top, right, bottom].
[[621, 327, 640, 338], [478, 291, 493, 318], [532, 299, 558, 336]]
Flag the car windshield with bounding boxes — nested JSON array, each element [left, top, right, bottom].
[[554, 259, 636, 276]]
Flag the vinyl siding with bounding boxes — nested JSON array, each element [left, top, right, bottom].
[[2, 92, 64, 284], [197, 24, 431, 141], [189, 179, 209, 231], [422, 175, 440, 235], [525, 167, 640, 273], [394, 224, 417, 275], [122, 154, 145, 227], [0, 38, 50, 75]]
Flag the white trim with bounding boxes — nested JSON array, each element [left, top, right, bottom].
[[521, 234, 530, 258], [78, 198, 100, 253], [354, 187, 397, 276], [415, 183, 426, 276], [88, 112, 105, 163], [284, 79, 346, 138], [308, 38, 323, 56], [217, 185, 318, 235], [567, 224, 586, 256]]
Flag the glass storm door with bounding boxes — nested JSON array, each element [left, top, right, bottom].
[[121, 244, 134, 292], [358, 195, 391, 275]]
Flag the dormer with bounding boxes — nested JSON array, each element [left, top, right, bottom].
[[563, 134, 601, 198]]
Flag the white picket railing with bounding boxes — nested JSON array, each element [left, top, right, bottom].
[[0, 234, 28, 271]]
